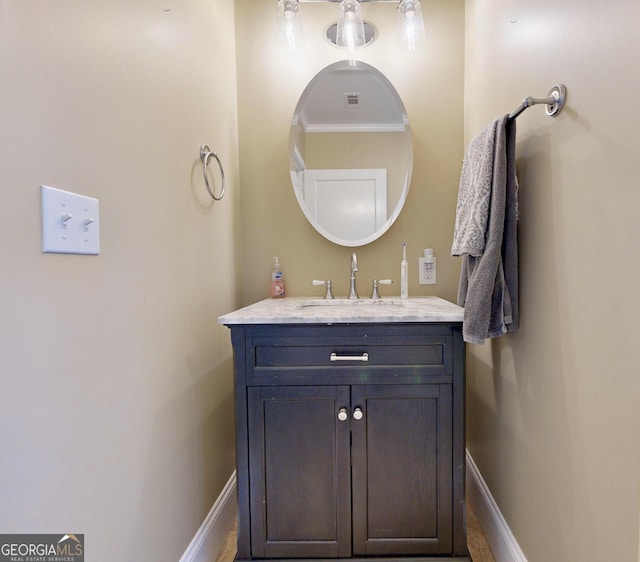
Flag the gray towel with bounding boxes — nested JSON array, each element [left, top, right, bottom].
[[451, 119, 500, 257], [453, 115, 519, 344]]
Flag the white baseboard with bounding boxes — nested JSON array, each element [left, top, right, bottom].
[[180, 471, 237, 562], [466, 450, 528, 562]]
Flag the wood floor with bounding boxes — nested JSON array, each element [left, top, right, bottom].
[[215, 502, 495, 562], [465, 501, 496, 562]]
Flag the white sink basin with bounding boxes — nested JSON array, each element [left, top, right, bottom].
[[297, 299, 405, 310]]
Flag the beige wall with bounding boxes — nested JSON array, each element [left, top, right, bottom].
[[465, 0, 640, 561], [235, 0, 465, 303], [0, 1, 240, 560]]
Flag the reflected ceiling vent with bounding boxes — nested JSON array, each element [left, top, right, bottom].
[[345, 93, 361, 108]]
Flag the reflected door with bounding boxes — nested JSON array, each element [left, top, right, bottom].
[[302, 168, 387, 240]]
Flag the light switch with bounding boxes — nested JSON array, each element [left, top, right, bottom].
[[41, 185, 100, 255]]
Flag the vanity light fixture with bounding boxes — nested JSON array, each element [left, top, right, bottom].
[[397, 0, 425, 51], [276, 0, 304, 51], [336, 0, 366, 49], [278, 0, 425, 51]]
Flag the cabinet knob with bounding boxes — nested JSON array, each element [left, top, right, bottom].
[[337, 407, 349, 421], [353, 407, 364, 420]]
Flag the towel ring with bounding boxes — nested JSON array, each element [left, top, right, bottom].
[[200, 145, 225, 201]]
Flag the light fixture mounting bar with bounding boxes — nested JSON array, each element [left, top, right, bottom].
[[299, 0, 398, 3]]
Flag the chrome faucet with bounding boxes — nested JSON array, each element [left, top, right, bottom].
[[370, 279, 393, 299], [348, 252, 359, 299], [312, 279, 334, 300]]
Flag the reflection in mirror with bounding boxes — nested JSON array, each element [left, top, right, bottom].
[[289, 60, 413, 247]]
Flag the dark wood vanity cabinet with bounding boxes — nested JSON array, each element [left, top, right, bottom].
[[228, 323, 469, 561]]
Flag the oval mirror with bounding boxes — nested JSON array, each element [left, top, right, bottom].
[[289, 60, 413, 247]]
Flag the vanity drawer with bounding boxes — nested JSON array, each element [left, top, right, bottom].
[[247, 332, 452, 384], [256, 342, 443, 367]]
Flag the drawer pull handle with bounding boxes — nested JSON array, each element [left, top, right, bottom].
[[330, 352, 369, 362], [337, 408, 349, 421], [353, 407, 364, 420]]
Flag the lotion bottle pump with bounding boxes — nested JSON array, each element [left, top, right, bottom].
[[270, 256, 285, 298], [400, 242, 408, 299]]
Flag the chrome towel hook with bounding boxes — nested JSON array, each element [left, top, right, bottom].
[[199, 145, 225, 201]]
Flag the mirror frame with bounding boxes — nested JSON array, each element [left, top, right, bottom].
[[289, 60, 413, 247]]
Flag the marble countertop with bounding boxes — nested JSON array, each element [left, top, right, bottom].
[[218, 296, 464, 325]]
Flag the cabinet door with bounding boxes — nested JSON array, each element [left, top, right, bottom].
[[351, 384, 453, 556], [248, 385, 351, 559]]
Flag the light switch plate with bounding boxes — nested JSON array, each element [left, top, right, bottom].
[[41, 185, 100, 255]]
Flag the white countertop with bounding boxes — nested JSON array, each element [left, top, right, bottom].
[[218, 296, 463, 325]]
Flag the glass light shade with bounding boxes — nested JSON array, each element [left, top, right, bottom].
[[397, 0, 425, 51], [276, 0, 304, 51], [336, 0, 365, 50]]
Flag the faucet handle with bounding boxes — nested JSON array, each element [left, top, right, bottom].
[[312, 279, 335, 300], [370, 279, 393, 299]]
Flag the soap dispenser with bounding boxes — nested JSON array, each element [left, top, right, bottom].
[[270, 257, 285, 298]]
